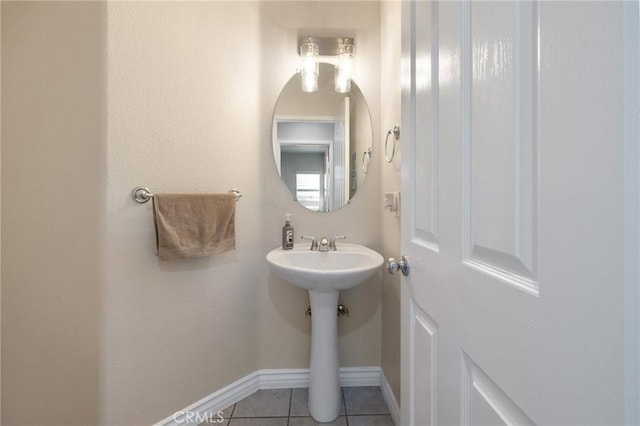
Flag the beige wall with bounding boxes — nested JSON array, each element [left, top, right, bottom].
[[105, 2, 381, 424], [1, 2, 106, 425], [380, 0, 402, 404]]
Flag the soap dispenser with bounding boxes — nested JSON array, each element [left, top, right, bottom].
[[282, 214, 294, 250]]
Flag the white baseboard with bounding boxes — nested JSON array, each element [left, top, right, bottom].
[[340, 366, 382, 387], [154, 370, 261, 426], [380, 369, 401, 426], [257, 368, 310, 389], [154, 366, 392, 426]]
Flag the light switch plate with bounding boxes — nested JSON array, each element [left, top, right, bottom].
[[384, 191, 401, 216]]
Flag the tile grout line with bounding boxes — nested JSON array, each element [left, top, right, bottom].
[[229, 402, 236, 424], [287, 388, 292, 426], [343, 388, 350, 426]]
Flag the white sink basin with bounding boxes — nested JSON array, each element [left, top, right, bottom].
[[266, 243, 384, 292], [266, 242, 384, 422]]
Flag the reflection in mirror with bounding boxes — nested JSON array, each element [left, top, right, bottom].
[[272, 62, 373, 212]]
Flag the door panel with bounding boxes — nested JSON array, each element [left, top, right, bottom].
[[462, 0, 538, 293], [401, 1, 629, 425], [461, 353, 534, 426], [412, 0, 440, 251], [409, 300, 438, 426]]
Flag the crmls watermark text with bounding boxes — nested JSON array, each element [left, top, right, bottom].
[[173, 410, 225, 424]]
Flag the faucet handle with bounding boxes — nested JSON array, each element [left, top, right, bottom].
[[301, 235, 318, 251], [329, 236, 346, 251]]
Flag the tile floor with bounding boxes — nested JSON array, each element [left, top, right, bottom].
[[200, 386, 394, 426]]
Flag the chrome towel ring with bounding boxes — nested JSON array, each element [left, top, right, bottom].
[[362, 147, 372, 174], [384, 124, 400, 163]]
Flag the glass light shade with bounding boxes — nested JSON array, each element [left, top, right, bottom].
[[300, 39, 319, 93], [301, 68, 319, 92], [334, 41, 354, 93], [334, 65, 351, 93]]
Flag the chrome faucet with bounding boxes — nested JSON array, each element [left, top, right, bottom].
[[318, 237, 330, 252], [301, 235, 346, 251]]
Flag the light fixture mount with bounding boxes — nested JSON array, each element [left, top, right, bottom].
[[298, 36, 355, 57]]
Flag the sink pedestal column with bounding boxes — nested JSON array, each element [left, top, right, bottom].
[[308, 289, 341, 423]]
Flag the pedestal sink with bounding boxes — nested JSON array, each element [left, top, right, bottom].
[[266, 243, 383, 422]]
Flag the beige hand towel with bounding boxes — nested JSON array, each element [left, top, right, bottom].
[[152, 193, 236, 259]]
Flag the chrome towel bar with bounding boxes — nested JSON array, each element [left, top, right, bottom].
[[131, 186, 242, 204]]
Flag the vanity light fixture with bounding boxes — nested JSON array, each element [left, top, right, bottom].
[[298, 36, 356, 93], [299, 37, 319, 93]]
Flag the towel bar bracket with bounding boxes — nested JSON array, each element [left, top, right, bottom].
[[132, 186, 153, 203], [228, 188, 242, 201], [131, 186, 242, 204]]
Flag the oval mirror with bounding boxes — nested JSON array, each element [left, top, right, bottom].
[[272, 62, 373, 212]]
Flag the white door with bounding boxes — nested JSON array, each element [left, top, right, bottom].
[[400, 1, 637, 425]]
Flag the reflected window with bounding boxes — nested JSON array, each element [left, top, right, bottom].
[[296, 172, 323, 211]]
